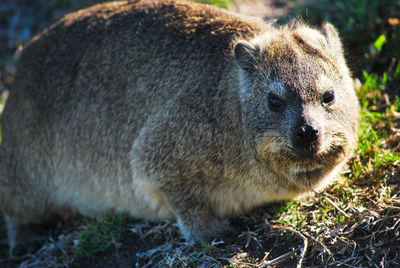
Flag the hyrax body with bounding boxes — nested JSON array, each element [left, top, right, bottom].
[[0, 0, 359, 249]]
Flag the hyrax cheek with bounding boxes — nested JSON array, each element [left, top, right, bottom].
[[255, 135, 286, 154]]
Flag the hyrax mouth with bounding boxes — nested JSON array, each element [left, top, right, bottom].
[[292, 144, 320, 159], [256, 130, 346, 173], [289, 142, 345, 170], [259, 142, 345, 174]]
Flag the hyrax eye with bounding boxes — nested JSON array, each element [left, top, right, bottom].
[[268, 94, 285, 112], [322, 90, 335, 104]]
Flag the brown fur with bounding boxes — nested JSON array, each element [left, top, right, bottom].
[[0, 0, 359, 251]]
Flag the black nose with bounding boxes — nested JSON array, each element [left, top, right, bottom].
[[294, 124, 319, 148]]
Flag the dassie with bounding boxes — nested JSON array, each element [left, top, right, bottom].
[[0, 0, 359, 251]]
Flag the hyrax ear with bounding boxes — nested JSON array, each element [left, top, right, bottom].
[[234, 40, 260, 73], [321, 22, 343, 54]]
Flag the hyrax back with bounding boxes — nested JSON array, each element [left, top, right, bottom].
[[0, 0, 359, 247]]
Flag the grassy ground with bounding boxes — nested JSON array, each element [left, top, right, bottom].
[[0, 0, 399, 267]]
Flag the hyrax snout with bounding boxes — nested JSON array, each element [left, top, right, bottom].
[[0, 0, 359, 251]]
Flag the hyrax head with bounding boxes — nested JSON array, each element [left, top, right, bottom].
[[234, 22, 359, 184]]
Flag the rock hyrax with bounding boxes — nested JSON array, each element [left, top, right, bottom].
[[0, 0, 359, 250]]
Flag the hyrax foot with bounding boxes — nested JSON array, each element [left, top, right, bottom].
[[5, 214, 77, 257], [5, 216, 18, 257], [176, 210, 231, 242], [5, 217, 48, 257]]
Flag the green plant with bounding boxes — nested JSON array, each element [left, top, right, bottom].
[[297, 0, 400, 76], [198, 0, 233, 9], [273, 201, 305, 228], [75, 213, 137, 257], [351, 66, 400, 181]]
